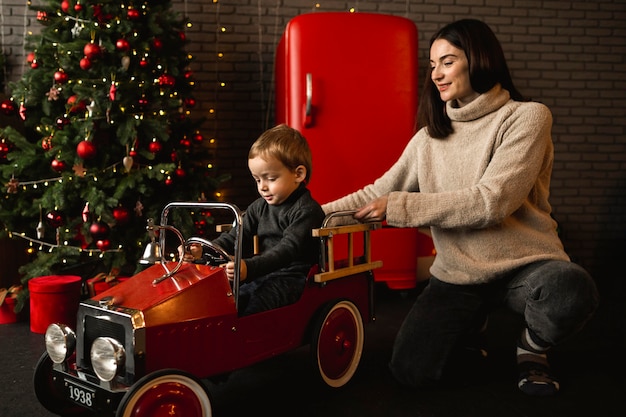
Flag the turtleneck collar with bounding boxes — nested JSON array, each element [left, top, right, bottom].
[[446, 84, 511, 122]]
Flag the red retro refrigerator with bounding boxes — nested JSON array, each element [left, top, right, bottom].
[[275, 12, 435, 289]]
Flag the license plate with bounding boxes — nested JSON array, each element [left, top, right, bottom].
[[66, 379, 95, 409]]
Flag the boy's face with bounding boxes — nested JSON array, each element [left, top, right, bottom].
[[248, 155, 306, 205]]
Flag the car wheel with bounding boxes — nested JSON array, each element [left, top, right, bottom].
[[311, 299, 364, 388], [33, 352, 91, 416], [117, 369, 212, 417]]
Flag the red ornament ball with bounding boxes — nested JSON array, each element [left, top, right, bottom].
[[67, 95, 86, 113], [175, 168, 186, 178], [54, 70, 69, 84], [127, 8, 141, 20], [165, 176, 173, 186], [83, 43, 102, 59], [96, 239, 111, 251], [46, 210, 65, 228], [60, 0, 70, 13], [56, 116, 70, 129], [77, 140, 97, 159], [0, 141, 11, 158], [51, 158, 67, 172], [139, 57, 149, 68], [192, 132, 204, 143], [89, 221, 109, 239], [148, 141, 162, 153], [116, 38, 130, 52], [112, 206, 130, 224], [152, 38, 163, 51], [79, 57, 92, 70], [74, 3, 83, 12], [1, 99, 16, 116], [26, 52, 35, 64]]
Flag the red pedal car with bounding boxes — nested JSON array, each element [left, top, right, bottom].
[[34, 202, 381, 416]]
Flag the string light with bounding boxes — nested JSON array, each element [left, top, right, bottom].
[[8, 230, 123, 254]]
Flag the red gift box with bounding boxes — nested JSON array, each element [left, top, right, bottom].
[[29, 275, 82, 333], [86, 270, 129, 297], [0, 286, 21, 324]]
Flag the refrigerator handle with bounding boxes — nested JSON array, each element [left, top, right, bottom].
[[304, 73, 313, 127]]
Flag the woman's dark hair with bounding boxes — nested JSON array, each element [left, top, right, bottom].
[[418, 19, 526, 138]]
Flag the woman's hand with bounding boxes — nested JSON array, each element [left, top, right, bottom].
[[354, 195, 388, 222]]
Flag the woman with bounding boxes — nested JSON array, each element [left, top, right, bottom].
[[322, 19, 598, 396]]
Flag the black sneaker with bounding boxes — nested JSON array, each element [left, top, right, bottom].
[[517, 360, 560, 396]]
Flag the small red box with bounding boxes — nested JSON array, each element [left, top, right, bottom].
[[0, 296, 18, 324], [86, 272, 129, 297], [28, 275, 82, 334]]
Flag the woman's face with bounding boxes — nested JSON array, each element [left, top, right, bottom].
[[429, 39, 479, 107]]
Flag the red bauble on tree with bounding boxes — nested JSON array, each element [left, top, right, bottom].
[[89, 221, 110, 240], [79, 57, 92, 70], [149, 140, 162, 153], [0, 140, 11, 159], [1, 99, 16, 115], [113, 206, 130, 224], [83, 42, 102, 59], [77, 140, 97, 159], [45, 210, 65, 228], [54, 70, 69, 84], [51, 158, 67, 172], [116, 38, 130, 52], [192, 132, 204, 143], [67, 95, 87, 113], [56, 116, 70, 129], [184, 97, 196, 108], [60, 0, 70, 13], [127, 8, 141, 20], [96, 239, 111, 251]]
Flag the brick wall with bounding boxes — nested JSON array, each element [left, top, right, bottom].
[[2, 0, 625, 282]]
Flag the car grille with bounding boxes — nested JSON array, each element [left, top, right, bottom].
[[83, 315, 127, 368], [76, 301, 144, 385]]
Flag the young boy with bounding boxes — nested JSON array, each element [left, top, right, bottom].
[[185, 124, 325, 315]]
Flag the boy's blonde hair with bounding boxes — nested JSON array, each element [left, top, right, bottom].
[[248, 124, 313, 184]]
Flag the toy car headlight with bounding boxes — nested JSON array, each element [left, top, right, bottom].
[[90, 337, 126, 382], [45, 323, 76, 364]]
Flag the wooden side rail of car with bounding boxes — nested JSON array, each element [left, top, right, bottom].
[[311, 221, 383, 283]]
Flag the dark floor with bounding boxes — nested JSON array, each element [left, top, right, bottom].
[[1, 283, 624, 417]]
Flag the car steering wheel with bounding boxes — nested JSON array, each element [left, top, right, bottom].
[[186, 237, 231, 266]]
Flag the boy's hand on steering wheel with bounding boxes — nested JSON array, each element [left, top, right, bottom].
[[178, 243, 203, 262], [225, 259, 247, 281]]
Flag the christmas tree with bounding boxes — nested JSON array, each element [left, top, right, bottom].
[[0, 0, 227, 310]]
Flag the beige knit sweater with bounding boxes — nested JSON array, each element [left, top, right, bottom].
[[322, 85, 570, 285]]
